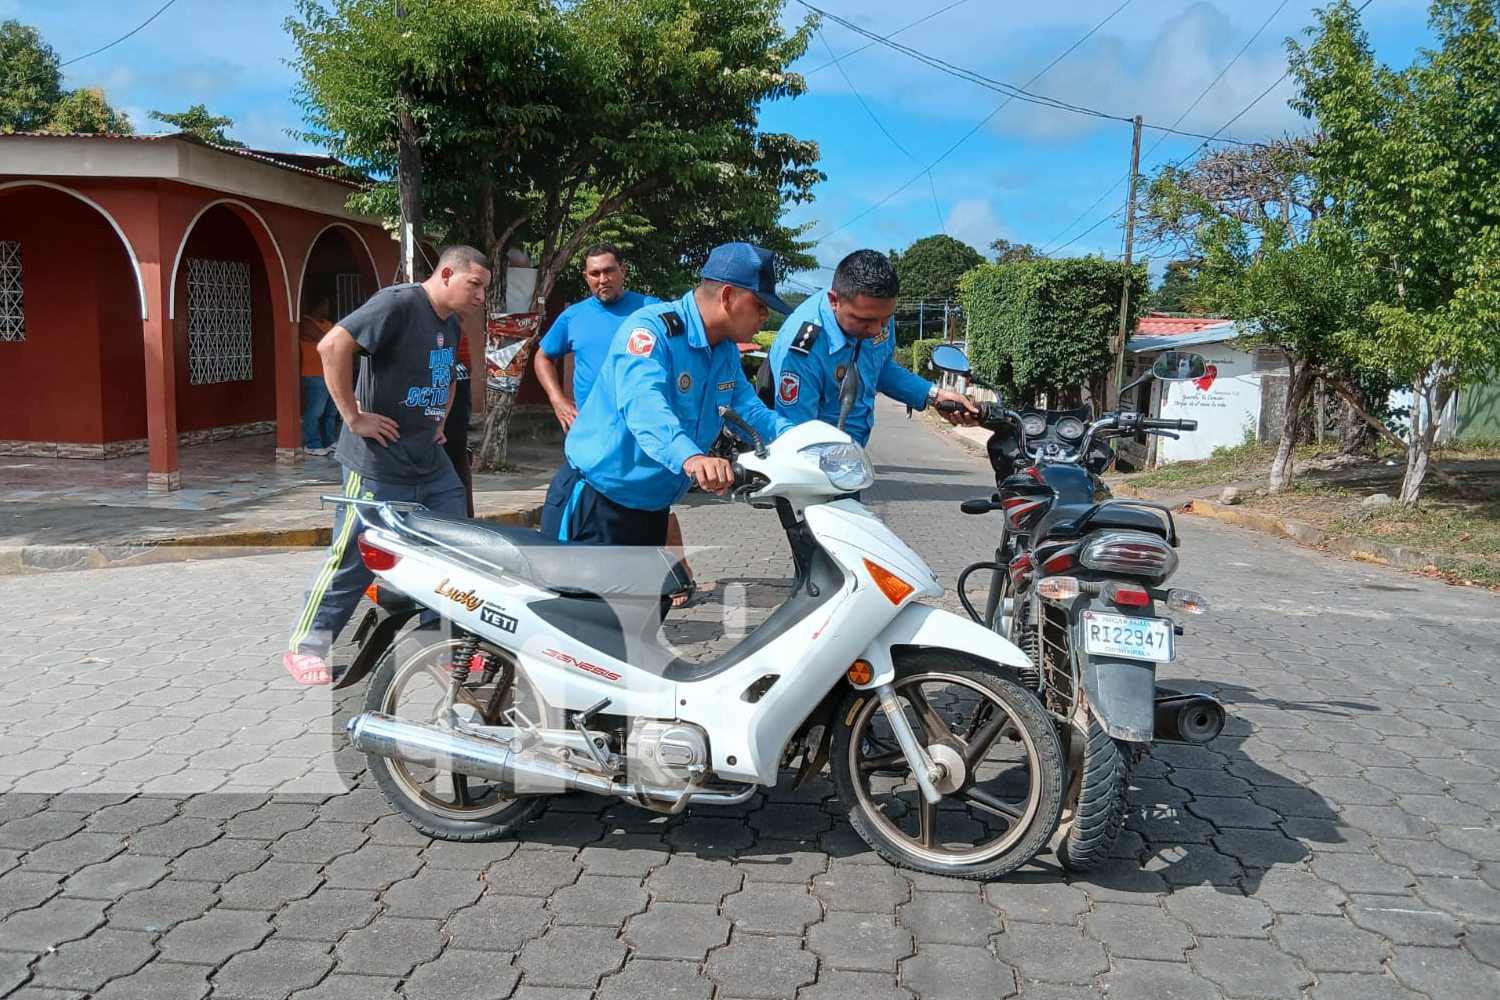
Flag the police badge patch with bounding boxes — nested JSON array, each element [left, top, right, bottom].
[[627, 329, 656, 355], [778, 372, 800, 404], [678, 373, 692, 392], [835, 364, 847, 381]]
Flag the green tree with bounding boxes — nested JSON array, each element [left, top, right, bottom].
[[1289, 0, 1500, 506], [0, 20, 63, 132], [891, 234, 985, 302], [42, 87, 133, 134], [961, 257, 1148, 407], [1148, 261, 1205, 314], [988, 238, 1039, 265], [150, 104, 245, 147], [287, 0, 822, 467], [1139, 136, 1387, 489]]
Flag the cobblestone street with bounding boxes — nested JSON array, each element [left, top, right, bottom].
[[2, 401, 1498, 999]]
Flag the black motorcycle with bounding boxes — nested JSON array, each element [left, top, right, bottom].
[[933, 346, 1228, 871]]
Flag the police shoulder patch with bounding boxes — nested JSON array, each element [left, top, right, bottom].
[[789, 322, 821, 355], [626, 328, 656, 356], [778, 372, 801, 404], [662, 312, 686, 337]]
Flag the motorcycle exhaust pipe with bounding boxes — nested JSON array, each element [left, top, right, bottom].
[[347, 711, 616, 796], [1154, 693, 1226, 744]]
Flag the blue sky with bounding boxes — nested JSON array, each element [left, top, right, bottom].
[[8, 0, 1433, 292]]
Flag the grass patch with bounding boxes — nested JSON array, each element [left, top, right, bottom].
[[1120, 441, 1292, 491]]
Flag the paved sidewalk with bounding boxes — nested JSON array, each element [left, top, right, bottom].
[[0, 435, 561, 574]]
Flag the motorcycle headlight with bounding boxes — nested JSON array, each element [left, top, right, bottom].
[[1079, 531, 1178, 580], [800, 443, 875, 492]]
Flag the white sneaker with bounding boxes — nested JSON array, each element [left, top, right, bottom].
[[305, 446, 332, 457]]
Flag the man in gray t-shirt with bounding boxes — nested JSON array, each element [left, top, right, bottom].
[[284, 246, 492, 687]]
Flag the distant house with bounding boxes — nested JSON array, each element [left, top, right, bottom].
[[1123, 313, 1290, 465], [0, 131, 399, 490]]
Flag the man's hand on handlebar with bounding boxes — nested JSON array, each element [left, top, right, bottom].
[[683, 454, 735, 495], [932, 389, 980, 426]]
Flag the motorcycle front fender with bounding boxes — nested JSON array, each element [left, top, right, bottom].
[[853, 602, 1032, 689]]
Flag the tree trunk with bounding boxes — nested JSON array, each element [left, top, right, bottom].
[[1399, 368, 1454, 508], [1268, 361, 1315, 492], [476, 387, 518, 472], [1336, 385, 1376, 457]]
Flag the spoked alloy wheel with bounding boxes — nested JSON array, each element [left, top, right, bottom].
[[830, 654, 1064, 880], [362, 633, 547, 841]]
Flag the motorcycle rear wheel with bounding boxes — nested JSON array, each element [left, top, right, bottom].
[[362, 632, 547, 841], [1056, 715, 1130, 872], [829, 653, 1064, 880]]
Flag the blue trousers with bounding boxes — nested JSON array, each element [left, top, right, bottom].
[[539, 465, 669, 546], [301, 376, 339, 449], [287, 465, 467, 658]]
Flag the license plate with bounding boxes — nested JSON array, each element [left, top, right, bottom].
[[1081, 611, 1174, 662]]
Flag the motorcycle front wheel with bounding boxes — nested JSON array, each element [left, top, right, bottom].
[[362, 631, 547, 842], [828, 653, 1065, 880]]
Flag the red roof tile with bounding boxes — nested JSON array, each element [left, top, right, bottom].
[[1135, 312, 1230, 337]]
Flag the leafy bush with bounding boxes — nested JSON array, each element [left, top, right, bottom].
[[961, 257, 1148, 404], [910, 338, 946, 377]]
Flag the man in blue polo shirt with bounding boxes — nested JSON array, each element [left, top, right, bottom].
[[535, 242, 658, 430], [765, 249, 975, 446], [539, 242, 793, 546]]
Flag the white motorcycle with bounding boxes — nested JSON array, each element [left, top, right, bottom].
[[339, 411, 1064, 879]]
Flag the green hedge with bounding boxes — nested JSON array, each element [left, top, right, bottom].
[[910, 338, 947, 377], [960, 258, 1148, 404], [753, 330, 776, 349]]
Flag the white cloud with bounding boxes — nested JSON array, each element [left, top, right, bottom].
[[942, 198, 1004, 253]]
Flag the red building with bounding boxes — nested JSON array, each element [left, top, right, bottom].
[[0, 132, 399, 490]]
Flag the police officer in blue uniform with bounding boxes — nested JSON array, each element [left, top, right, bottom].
[[539, 242, 794, 546], [764, 249, 975, 446]]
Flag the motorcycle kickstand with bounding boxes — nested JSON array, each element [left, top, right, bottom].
[[874, 682, 945, 804]]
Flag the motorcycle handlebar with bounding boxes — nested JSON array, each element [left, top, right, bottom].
[[1140, 417, 1198, 432]]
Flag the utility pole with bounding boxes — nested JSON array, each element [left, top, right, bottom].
[[396, 2, 423, 282], [1111, 115, 1143, 409], [918, 300, 925, 339]]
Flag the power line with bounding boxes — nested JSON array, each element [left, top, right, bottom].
[[13, 0, 183, 91], [818, 29, 922, 167], [810, 0, 1137, 244], [59, 0, 181, 69], [803, 0, 976, 75], [794, 0, 1237, 145], [1040, 0, 1293, 257]]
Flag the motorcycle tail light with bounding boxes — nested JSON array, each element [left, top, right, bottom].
[[1104, 582, 1151, 607], [1167, 588, 1211, 615], [1041, 549, 1077, 574], [1037, 576, 1081, 601], [357, 536, 400, 572], [1080, 531, 1178, 580]]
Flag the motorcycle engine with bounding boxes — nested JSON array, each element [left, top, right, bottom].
[[627, 720, 710, 788]]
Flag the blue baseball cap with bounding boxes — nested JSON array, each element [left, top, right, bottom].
[[701, 242, 792, 314]]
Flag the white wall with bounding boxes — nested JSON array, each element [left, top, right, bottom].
[[1155, 345, 1261, 463]]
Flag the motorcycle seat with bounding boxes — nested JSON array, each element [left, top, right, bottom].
[[1033, 501, 1169, 542], [399, 512, 689, 600]]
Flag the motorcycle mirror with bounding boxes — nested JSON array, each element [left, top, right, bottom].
[[929, 345, 970, 375], [960, 498, 997, 515], [1152, 351, 1208, 382]]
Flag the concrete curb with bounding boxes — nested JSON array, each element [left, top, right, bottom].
[[1113, 484, 1489, 578], [0, 503, 546, 576]]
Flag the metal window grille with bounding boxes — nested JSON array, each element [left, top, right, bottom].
[[0, 241, 24, 342], [335, 272, 365, 321], [187, 257, 253, 384]]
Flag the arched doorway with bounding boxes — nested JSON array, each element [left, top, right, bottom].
[[299, 223, 379, 322], [169, 204, 283, 449], [0, 183, 146, 452]]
